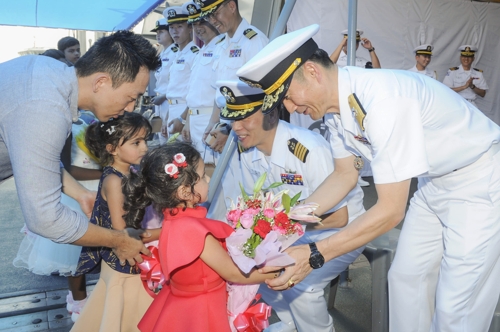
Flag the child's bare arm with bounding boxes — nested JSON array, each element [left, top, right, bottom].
[[101, 174, 127, 230], [142, 228, 161, 243], [200, 234, 279, 284]]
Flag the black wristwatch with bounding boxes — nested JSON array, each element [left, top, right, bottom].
[[368, 47, 375, 52], [309, 242, 325, 269]]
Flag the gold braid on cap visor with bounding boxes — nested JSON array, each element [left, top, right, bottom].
[[416, 51, 432, 55], [263, 58, 302, 95], [202, 0, 225, 14], [221, 100, 263, 118]]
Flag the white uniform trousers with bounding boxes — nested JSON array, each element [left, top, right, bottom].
[[156, 102, 169, 145], [261, 214, 365, 332], [189, 112, 218, 165], [166, 103, 186, 134], [389, 143, 500, 332]]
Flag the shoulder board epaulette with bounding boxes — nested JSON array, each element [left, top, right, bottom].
[[243, 28, 257, 40], [190, 46, 199, 54], [449, 67, 458, 71], [473, 67, 483, 72], [287, 138, 309, 163], [171, 46, 179, 53], [216, 35, 226, 44]]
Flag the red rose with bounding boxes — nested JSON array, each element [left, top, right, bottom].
[[254, 219, 272, 239], [274, 212, 291, 228]]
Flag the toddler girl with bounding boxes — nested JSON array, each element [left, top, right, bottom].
[[71, 112, 157, 332], [122, 142, 277, 332]]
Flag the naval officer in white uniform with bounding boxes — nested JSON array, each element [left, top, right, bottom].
[[443, 45, 488, 107], [407, 44, 437, 80], [216, 80, 365, 332], [237, 25, 500, 332]]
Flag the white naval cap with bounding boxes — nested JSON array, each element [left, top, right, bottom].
[[341, 29, 363, 40], [164, 6, 188, 24], [414, 44, 433, 55], [185, 1, 201, 24], [236, 24, 320, 112], [216, 80, 265, 120], [151, 18, 168, 32], [458, 45, 477, 57]]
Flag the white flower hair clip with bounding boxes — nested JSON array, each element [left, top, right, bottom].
[[106, 126, 116, 135], [164, 153, 188, 179]]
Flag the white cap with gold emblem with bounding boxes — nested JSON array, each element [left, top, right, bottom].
[[236, 24, 320, 113], [458, 45, 477, 57], [414, 44, 434, 55], [216, 80, 265, 120]]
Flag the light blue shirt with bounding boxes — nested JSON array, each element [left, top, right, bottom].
[[0, 55, 88, 243]]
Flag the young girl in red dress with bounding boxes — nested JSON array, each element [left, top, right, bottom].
[[123, 142, 277, 332]]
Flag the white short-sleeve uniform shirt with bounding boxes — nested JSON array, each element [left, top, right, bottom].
[[326, 67, 500, 185], [442, 64, 489, 102], [211, 18, 268, 107], [239, 121, 365, 219], [166, 41, 199, 100], [407, 65, 437, 80], [336, 50, 370, 68]]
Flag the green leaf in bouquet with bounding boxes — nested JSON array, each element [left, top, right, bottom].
[[290, 191, 302, 207], [263, 181, 284, 191], [253, 172, 267, 194], [282, 193, 291, 213], [239, 182, 250, 201]]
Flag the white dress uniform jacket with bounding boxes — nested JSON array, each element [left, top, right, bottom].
[[185, 35, 224, 164], [328, 66, 500, 332], [154, 44, 177, 120], [240, 121, 365, 332], [407, 64, 437, 80], [336, 50, 371, 68], [165, 41, 199, 133], [442, 64, 489, 103]]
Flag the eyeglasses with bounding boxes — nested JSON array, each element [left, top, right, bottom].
[[203, 1, 227, 21]]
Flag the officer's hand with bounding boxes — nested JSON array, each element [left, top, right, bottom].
[[161, 123, 169, 138], [208, 127, 228, 153], [360, 38, 373, 49], [203, 122, 217, 142], [259, 244, 313, 290], [151, 95, 166, 106], [112, 228, 152, 266], [168, 118, 184, 135], [181, 120, 191, 142]]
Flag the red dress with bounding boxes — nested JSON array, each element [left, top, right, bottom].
[[138, 206, 234, 332]]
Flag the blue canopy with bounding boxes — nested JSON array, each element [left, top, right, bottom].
[[0, 0, 164, 32]]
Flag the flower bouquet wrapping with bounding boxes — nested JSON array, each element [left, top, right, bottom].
[[225, 173, 321, 331]]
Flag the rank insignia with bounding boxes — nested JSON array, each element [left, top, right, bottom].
[[229, 49, 242, 57], [348, 93, 367, 131], [281, 173, 304, 185], [354, 135, 371, 145], [171, 46, 179, 53], [190, 46, 199, 54], [244, 28, 258, 39], [287, 138, 309, 163]]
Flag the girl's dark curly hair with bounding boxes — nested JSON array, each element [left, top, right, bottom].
[[85, 112, 152, 167], [123, 142, 202, 229]]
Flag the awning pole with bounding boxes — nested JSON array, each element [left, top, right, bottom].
[[347, 0, 358, 66], [206, 0, 297, 208]]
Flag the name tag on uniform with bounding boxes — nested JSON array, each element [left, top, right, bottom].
[[281, 173, 304, 185], [176, 59, 185, 64], [229, 49, 242, 57], [162, 57, 169, 61], [203, 52, 213, 57]]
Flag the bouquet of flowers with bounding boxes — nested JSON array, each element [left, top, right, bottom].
[[225, 172, 321, 331]]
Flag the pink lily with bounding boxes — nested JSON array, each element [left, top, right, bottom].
[[288, 203, 322, 223]]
